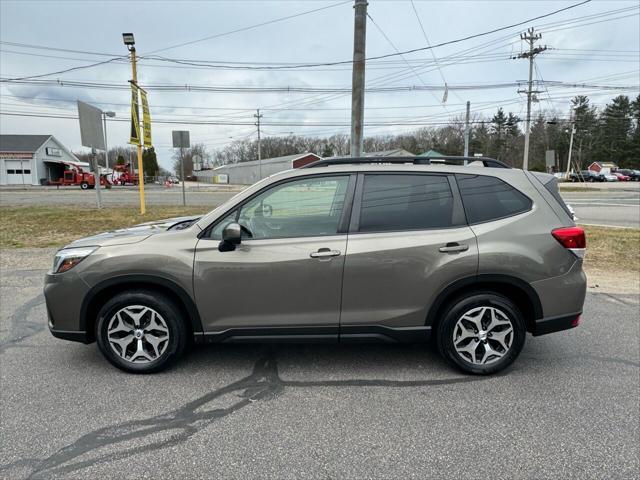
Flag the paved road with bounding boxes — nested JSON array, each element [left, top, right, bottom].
[[0, 185, 237, 209], [1, 253, 638, 479], [1, 183, 639, 228], [561, 188, 640, 228]]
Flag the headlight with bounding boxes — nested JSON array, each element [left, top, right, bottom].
[[52, 247, 98, 274]]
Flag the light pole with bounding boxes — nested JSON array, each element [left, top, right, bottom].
[[547, 119, 576, 179], [123, 32, 146, 215], [102, 110, 115, 169]]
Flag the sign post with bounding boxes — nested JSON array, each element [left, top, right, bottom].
[[172, 131, 190, 207], [77, 100, 106, 208]]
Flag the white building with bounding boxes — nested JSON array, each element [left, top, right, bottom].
[[194, 152, 322, 185], [0, 135, 81, 186]]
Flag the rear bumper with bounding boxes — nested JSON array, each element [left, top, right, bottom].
[[532, 312, 581, 336], [531, 259, 587, 320]]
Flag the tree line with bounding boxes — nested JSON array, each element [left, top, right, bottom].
[[74, 146, 165, 177], [176, 94, 639, 174]]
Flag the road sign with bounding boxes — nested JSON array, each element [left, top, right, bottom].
[[545, 150, 556, 168], [77, 101, 105, 150], [193, 154, 202, 171], [172, 131, 190, 148], [141, 90, 152, 147]]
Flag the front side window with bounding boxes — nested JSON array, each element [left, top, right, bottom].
[[358, 174, 456, 232], [456, 174, 532, 224], [209, 210, 238, 240], [220, 176, 350, 240]]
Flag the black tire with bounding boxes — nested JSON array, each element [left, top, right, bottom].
[[96, 290, 188, 373], [80, 181, 89, 190], [436, 293, 526, 375]]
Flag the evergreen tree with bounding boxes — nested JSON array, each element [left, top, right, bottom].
[[142, 148, 159, 176], [596, 95, 632, 166]]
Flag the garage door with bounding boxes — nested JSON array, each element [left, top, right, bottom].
[[3, 160, 31, 185]]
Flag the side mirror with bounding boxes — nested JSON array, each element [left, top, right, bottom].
[[218, 222, 242, 252]]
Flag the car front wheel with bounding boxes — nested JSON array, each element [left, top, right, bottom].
[[437, 293, 526, 375], [96, 290, 187, 373]]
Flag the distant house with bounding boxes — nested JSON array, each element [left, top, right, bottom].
[[418, 149, 445, 158], [194, 152, 321, 185], [588, 162, 618, 173], [364, 149, 415, 157], [0, 135, 81, 186]]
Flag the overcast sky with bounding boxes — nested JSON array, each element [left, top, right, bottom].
[[1, 0, 638, 170]]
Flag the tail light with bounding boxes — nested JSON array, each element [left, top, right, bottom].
[[552, 227, 586, 258]]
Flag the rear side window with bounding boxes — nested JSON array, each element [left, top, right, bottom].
[[358, 174, 456, 232], [530, 172, 573, 219], [456, 174, 531, 224]]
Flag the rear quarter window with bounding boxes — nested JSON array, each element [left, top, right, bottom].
[[456, 174, 532, 224]]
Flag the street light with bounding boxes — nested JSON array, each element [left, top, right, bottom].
[[122, 33, 135, 48], [122, 31, 146, 214], [102, 111, 116, 169]]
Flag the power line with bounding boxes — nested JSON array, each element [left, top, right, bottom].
[[139, 1, 592, 70], [3, 77, 635, 92], [0, 56, 126, 82], [145, 0, 352, 54], [409, 0, 462, 103], [367, 12, 446, 108]]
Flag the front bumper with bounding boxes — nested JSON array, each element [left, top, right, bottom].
[[44, 270, 90, 341], [49, 325, 90, 343]]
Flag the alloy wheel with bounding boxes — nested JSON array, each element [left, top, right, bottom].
[[452, 306, 514, 365], [106, 305, 170, 363]]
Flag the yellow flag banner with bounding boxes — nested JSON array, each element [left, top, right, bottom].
[[129, 87, 140, 145], [141, 90, 152, 148]]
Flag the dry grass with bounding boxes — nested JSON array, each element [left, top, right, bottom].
[[0, 206, 207, 248], [582, 225, 640, 273], [1, 208, 638, 277]]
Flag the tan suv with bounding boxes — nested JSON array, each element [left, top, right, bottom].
[[45, 157, 586, 374]]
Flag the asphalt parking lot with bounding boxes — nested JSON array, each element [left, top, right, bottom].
[[0, 251, 638, 479]]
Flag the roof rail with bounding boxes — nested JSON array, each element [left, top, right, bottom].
[[302, 156, 511, 169]]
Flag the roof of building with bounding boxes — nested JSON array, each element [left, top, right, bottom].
[[589, 161, 618, 168], [0, 135, 52, 153], [213, 152, 321, 170], [364, 149, 415, 157], [418, 149, 445, 157]]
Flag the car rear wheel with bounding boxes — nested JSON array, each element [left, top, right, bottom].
[[80, 181, 89, 190], [437, 293, 526, 375], [96, 290, 187, 373]]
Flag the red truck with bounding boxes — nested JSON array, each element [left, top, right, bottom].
[[111, 163, 139, 186], [47, 162, 110, 190]]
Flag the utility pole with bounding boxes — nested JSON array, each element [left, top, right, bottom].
[[464, 101, 471, 157], [254, 109, 263, 179], [350, 0, 368, 158], [565, 122, 576, 179], [516, 27, 546, 170]]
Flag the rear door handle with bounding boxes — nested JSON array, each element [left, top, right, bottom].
[[439, 242, 469, 253], [310, 248, 341, 259]]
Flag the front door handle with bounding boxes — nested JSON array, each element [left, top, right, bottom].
[[310, 248, 341, 259], [439, 242, 469, 253]]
